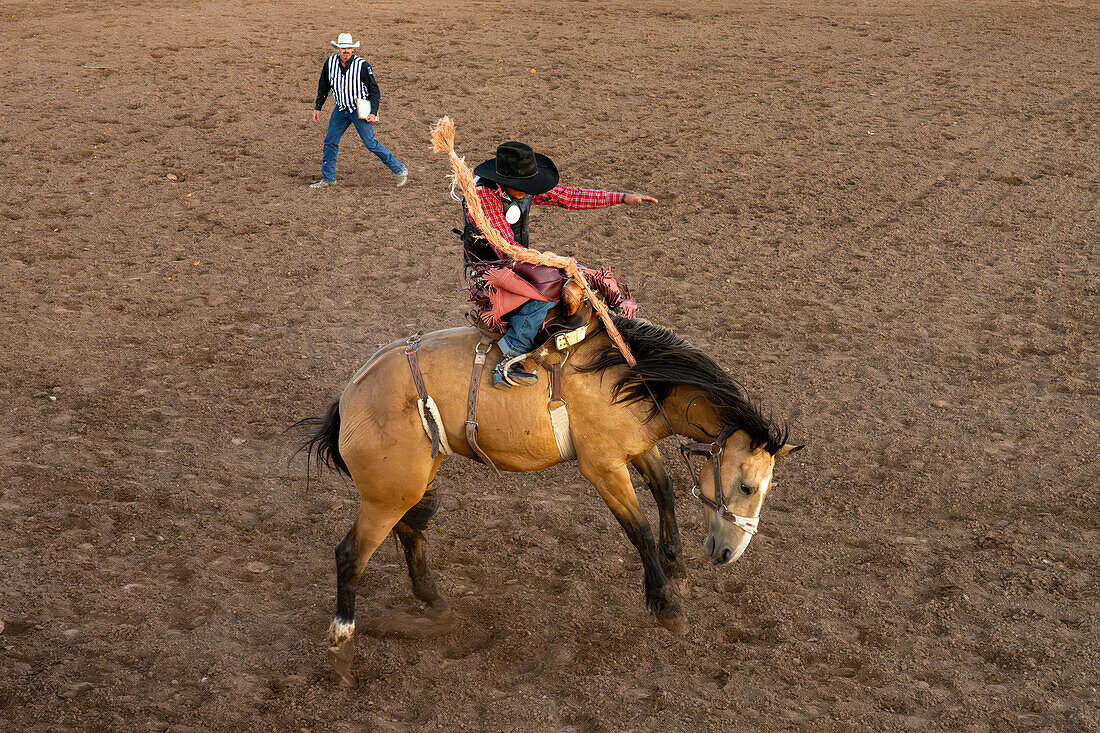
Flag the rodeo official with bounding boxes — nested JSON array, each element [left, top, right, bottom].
[[310, 32, 407, 189]]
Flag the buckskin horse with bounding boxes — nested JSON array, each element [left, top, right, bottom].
[[301, 316, 801, 686]]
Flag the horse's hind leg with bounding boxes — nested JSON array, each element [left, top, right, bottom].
[[328, 454, 440, 687], [329, 502, 404, 686], [394, 485, 451, 616], [631, 447, 687, 590]]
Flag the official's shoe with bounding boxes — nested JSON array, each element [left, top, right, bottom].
[[492, 362, 538, 390], [310, 179, 337, 189], [394, 169, 408, 187]]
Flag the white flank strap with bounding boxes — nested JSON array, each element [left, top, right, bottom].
[[549, 404, 576, 461], [417, 396, 452, 455]]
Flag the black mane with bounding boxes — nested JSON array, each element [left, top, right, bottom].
[[578, 318, 788, 454]]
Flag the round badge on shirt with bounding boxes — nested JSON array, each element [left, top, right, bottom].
[[505, 204, 521, 224]]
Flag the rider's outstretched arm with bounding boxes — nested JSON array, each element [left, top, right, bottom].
[[533, 186, 658, 209]]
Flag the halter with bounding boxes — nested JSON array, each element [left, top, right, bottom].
[[641, 385, 762, 535], [678, 426, 760, 535]]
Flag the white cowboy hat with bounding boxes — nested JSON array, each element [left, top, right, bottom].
[[330, 33, 360, 49]]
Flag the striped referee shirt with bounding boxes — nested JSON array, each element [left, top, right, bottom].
[[314, 54, 381, 115]]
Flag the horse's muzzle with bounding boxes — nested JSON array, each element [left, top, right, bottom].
[[703, 533, 750, 566]]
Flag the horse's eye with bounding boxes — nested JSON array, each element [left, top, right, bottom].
[[739, 482, 754, 496]]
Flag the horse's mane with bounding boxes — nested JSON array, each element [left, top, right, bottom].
[[578, 318, 789, 454]]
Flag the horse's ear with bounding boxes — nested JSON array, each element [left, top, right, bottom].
[[774, 443, 804, 459]]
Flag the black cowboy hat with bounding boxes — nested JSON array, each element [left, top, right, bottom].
[[473, 142, 559, 195]]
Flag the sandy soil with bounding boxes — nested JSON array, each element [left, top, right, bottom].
[[1, 0, 1098, 730]]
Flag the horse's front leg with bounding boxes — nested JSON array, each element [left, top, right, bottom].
[[631, 447, 687, 592], [579, 458, 689, 635]]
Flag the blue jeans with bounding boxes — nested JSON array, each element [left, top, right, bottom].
[[499, 299, 556, 357], [321, 108, 404, 181]]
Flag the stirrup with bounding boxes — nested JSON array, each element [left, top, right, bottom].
[[498, 354, 538, 387]]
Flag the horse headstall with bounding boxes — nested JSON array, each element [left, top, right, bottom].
[[680, 426, 759, 534]]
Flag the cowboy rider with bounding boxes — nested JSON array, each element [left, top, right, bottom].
[[462, 142, 657, 389]]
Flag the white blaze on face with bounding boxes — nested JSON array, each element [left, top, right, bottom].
[[716, 466, 771, 564]]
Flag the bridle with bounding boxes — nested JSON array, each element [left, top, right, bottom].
[[678, 425, 760, 535], [639, 383, 762, 536]]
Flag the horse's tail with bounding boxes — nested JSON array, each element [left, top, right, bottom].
[[293, 398, 350, 477]]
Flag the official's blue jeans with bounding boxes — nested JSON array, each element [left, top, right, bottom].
[[499, 298, 557, 357], [321, 108, 404, 181]]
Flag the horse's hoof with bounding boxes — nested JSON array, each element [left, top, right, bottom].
[[328, 640, 357, 688], [427, 605, 457, 628], [656, 609, 690, 636], [335, 668, 359, 689]]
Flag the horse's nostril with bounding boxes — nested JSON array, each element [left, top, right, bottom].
[[719, 547, 732, 563]]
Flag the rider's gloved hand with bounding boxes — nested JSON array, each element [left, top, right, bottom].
[[618, 299, 638, 319]]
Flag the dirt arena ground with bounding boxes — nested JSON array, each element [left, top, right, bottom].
[[2, 0, 1097, 729]]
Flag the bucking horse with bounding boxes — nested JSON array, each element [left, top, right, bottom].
[[300, 314, 801, 686]]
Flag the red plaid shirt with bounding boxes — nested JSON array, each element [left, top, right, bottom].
[[464, 183, 624, 255]]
